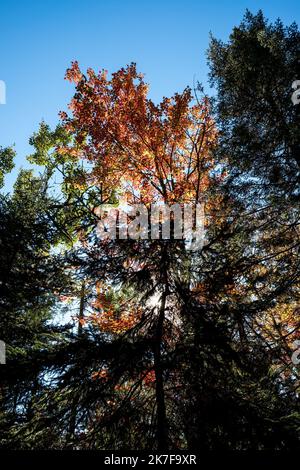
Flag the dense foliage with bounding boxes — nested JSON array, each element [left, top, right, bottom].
[[0, 10, 300, 450]]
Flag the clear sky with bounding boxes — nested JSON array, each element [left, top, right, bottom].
[[1, 0, 300, 191]]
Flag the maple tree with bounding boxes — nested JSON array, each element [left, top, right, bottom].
[[54, 62, 224, 449], [58, 62, 219, 206]]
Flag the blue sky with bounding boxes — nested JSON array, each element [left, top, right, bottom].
[[1, 0, 299, 191]]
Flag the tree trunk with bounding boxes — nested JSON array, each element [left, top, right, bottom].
[[154, 289, 168, 450], [153, 247, 169, 450], [78, 281, 85, 336]]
